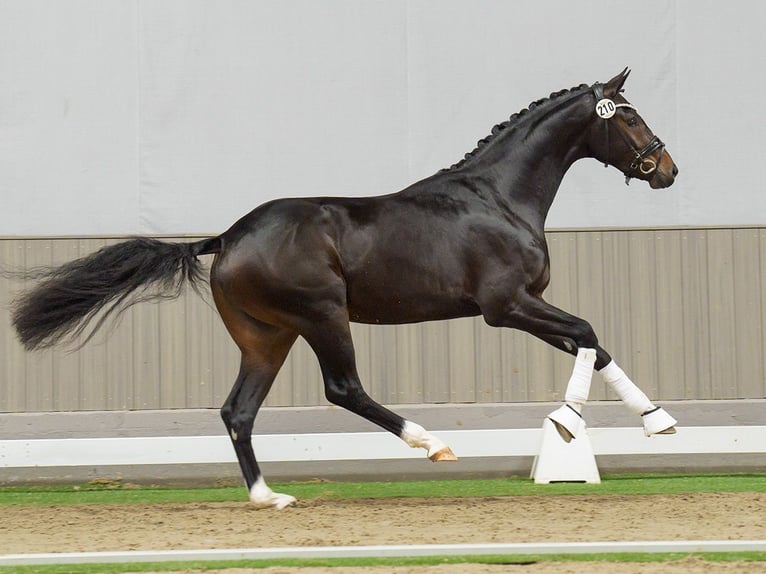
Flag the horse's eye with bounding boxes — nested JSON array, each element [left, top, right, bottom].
[[627, 117, 639, 127]]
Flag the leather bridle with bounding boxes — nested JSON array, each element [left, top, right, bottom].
[[592, 82, 665, 185]]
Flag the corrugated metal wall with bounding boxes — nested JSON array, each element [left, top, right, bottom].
[[2, 228, 765, 413]]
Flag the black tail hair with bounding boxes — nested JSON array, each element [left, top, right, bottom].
[[11, 236, 221, 351]]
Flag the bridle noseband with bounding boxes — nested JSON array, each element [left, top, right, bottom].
[[592, 82, 665, 185]]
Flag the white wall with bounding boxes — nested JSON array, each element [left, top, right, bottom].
[[1, 0, 764, 236]]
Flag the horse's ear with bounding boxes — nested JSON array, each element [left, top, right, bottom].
[[604, 67, 631, 96]]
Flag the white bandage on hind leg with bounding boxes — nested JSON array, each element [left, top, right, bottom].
[[563, 347, 597, 413], [598, 360, 654, 415]]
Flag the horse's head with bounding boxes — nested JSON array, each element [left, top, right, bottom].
[[589, 68, 678, 189]]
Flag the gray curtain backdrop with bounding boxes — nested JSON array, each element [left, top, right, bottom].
[[1, 1, 763, 237]]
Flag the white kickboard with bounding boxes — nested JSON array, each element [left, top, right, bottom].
[[531, 418, 601, 484]]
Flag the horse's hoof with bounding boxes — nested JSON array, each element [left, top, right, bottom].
[[642, 407, 677, 437], [550, 420, 574, 443], [249, 480, 297, 509], [250, 492, 297, 510], [547, 404, 583, 442], [429, 446, 458, 462], [272, 493, 298, 510]]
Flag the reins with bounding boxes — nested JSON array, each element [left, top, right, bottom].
[[592, 82, 665, 185]]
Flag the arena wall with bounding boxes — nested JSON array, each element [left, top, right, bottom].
[[2, 226, 764, 414]]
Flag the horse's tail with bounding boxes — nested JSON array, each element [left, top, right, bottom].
[[11, 236, 223, 351]]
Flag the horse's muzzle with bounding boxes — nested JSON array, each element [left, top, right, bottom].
[[649, 160, 678, 189]]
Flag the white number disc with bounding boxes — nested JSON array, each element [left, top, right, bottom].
[[596, 98, 616, 119]]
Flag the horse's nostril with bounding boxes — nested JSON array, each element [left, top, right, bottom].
[[672, 164, 679, 177]]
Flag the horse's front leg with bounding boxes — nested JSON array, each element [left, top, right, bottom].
[[531, 331, 677, 438], [598, 359, 678, 436], [481, 292, 676, 440]]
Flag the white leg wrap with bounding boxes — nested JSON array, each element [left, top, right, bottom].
[[401, 421, 456, 461], [249, 477, 296, 510], [563, 347, 597, 413], [546, 348, 596, 442], [599, 360, 677, 436], [598, 360, 653, 415]]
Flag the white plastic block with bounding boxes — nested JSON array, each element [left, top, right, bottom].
[[531, 418, 601, 484]]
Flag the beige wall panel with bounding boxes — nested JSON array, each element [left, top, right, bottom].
[[626, 231, 659, 397], [448, 318, 476, 403], [520, 334, 557, 402], [420, 321, 449, 404], [131, 295, 162, 409], [365, 324, 392, 404], [394, 324, 426, 404], [732, 229, 764, 398], [474, 319, 502, 402], [706, 229, 738, 399], [653, 231, 686, 399], [760, 230, 766, 397], [1, 241, 26, 411], [2, 228, 765, 413], [288, 337, 323, 407], [679, 230, 712, 399], [599, 230, 634, 395]]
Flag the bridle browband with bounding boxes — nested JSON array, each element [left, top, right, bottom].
[[592, 82, 665, 185]]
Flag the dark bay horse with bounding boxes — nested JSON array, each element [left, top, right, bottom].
[[12, 69, 678, 508]]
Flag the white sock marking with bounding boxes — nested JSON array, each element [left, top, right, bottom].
[[249, 477, 296, 510], [400, 421, 448, 458]]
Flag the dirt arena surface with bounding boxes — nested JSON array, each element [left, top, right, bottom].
[[3, 492, 765, 573]]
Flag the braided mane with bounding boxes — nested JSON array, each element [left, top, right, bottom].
[[441, 83, 591, 172]]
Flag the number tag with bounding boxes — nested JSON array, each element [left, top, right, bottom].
[[596, 98, 616, 119]]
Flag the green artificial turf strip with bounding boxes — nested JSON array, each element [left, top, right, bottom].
[[2, 552, 766, 574], [0, 473, 765, 506]]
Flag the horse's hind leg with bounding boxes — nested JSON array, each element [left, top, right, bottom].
[[303, 314, 456, 462], [216, 304, 298, 508]]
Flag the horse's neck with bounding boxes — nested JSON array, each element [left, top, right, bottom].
[[465, 105, 590, 231]]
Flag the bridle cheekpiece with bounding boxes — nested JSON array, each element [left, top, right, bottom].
[[592, 82, 665, 185]]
